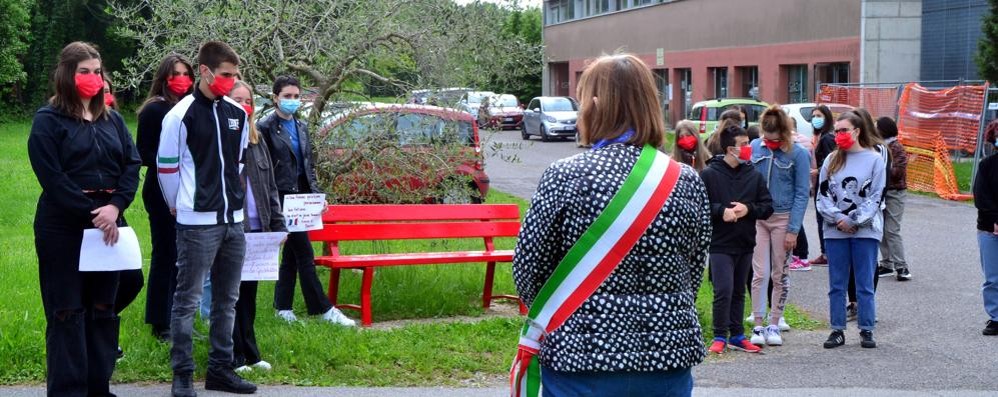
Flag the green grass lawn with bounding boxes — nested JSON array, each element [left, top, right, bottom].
[[0, 118, 813, 386]]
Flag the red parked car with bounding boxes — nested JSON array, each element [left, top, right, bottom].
[[477, 94, 524, 130], [315, 104, 490, 204]]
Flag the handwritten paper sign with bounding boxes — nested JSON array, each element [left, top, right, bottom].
[[241, 231, 288, 281], [283, 193, 326, 232], [79, 227, 143, 271]]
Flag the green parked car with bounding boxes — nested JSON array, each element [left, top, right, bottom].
[[688, 98, 769, 140]]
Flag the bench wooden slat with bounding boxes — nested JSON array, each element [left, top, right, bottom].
[[316, 250, 514, 268], [309, 221, 521, 241], [320, 204, 520, 222]]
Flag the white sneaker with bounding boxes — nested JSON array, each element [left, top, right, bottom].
[[322, 307, 357, 327], [251, 360, 272, 371], [765, 325, 783, 346], [778, 317, 791, 332], [234, 365, 252, 373], [750, 326, 766, 346], [276, 310, 298, 323]]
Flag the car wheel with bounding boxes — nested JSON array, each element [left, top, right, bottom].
[[521, 127, 530, 140], [540, 125, 550, 142]]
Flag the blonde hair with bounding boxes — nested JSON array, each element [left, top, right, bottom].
[[759, 105, 794, 153], [230, 80, 259, 144], [672, 120, 711, 171], [576, 54, 664, 148]]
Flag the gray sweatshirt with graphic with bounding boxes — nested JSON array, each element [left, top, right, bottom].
[[816, 148, 887, 241]]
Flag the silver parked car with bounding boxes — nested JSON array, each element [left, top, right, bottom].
[[521, 96, 579, 142]]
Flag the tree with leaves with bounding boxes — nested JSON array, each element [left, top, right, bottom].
[[977, 0, 998, 83], [0, 0, 31, 104]]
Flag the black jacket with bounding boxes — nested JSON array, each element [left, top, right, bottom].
[[699, 156, 774, 254], [256, 113, 322, 194], [157, 88, 248, 225], [974, 153, 998, 232], [28, 106, 141, 218], [243, 137, 286, 233], [815, 131, 837, 169], [136, 99, 173, 168]]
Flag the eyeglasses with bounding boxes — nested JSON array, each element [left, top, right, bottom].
[[834, 128, 854, 134]]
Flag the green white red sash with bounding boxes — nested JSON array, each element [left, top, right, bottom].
[[509, 145, 682, 397]]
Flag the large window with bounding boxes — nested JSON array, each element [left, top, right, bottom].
[[545, 0, 672, 25], [710, 67, 728, 99]]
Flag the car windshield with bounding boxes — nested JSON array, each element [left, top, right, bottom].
[[326, 111, 474, 147], [493, 95, 519, 107], [542, 98, 577, 111], [466, 92, 492, 104]]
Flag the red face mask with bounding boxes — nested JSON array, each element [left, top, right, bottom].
[[206, 70, 235, 97], [835, 132, 856, 150], [167, 75, 193, 96], [738, 145, 752, 161], [677, 135, 698, 151], [75, 73, 104, 99], [763, 138, 782, 150], [104, 93, 115, 107], [242, 104, 254, 116]]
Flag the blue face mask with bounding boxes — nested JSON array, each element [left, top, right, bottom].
[[278, 99, 301, 115], [811, 117, 825, 130]]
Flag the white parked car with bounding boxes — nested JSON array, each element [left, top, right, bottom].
[[458, 91, 497, 116]]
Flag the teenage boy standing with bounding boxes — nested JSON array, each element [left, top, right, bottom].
[[157, 41, 257, 396], [700, 125, 774, 354]]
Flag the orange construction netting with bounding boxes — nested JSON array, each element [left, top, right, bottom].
[[896, 83, 988, 201], [817, 85, 901, 120]]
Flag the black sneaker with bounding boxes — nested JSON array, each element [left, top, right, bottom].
[[823, 330, 845, 349], [152, 325, 171, 342], [876, 266, 895, 278], [171, 373, 196, 397], [985, 320, 998, 336], [860, 330, 877, 348], [846, 303, 858, 322], [117, 346, 124, 360], [205, 366, 257, 394], [895, 267, 912, 281]]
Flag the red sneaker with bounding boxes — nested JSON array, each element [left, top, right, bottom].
[[707, 340, 726, 354], [728, 339, 762, 353]]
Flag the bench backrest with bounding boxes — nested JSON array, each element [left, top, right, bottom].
[[308, 204, 521, 245]]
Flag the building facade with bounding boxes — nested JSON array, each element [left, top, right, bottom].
[[542, 0, 987, 125]]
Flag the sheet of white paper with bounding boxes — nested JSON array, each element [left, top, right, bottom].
[[79, 227, 143, 272], [283, 193, 326, 232], [241, 232, 288, 281]]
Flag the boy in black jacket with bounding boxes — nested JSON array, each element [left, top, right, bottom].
[[700, 125, 774, 354]]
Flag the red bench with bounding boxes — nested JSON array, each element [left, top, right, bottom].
[[308, 204, 526, 327]]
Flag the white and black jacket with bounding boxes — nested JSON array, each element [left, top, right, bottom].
[[512, 144, 711, 373], [157, 88, 249, 225]]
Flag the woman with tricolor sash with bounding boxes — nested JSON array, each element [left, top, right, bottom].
[[510, 54, 711, 397]]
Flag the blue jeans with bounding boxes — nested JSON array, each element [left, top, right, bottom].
[[826, 238, 878, 331], [171, 223, 245, 374], [540, 367, 692, 397], [977, 231, 998, 321]]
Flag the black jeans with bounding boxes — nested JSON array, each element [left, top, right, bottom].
[[143, 172, 177, 330], [273, 191, 332, 315], [815, 196, 826, 255], [35, 200, 120, 396], [233, 281, 261, 367], [710, 252, 752, 338], [794, 226, 809, 258]]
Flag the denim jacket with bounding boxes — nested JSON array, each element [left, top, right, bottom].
[[750, 139, 811, 234]]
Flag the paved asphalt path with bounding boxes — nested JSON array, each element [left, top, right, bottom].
[[6, 129, 996, 396]]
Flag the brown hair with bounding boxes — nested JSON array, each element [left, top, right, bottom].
[[50, 42, 106, 120], [576, 54, 664, 148], [672, 120, 711, 171], [827, 108, 884, 175], [759, 105, 794, 153], [230, 80, 259, 144], [197, 41, 240, 71], [139, 54, 194, 113]]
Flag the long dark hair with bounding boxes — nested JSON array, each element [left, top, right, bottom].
[[813, 105, 834, 136], [50, 42, 106, 120], [139, 54, 194, 113]]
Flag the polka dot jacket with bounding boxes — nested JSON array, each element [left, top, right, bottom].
[[512, 143, 711, 373]]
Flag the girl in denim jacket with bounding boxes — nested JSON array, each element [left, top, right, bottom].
[[748, 106, 811, 347]]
